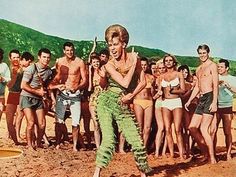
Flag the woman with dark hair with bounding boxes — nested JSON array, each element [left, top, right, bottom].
[[178, 64, 196, 157], [88, 52, 107, 149]]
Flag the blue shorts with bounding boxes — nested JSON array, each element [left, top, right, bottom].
[[0, 82, 6, 97], [20, 95, 44, 110], [55, 92, 81, 126]]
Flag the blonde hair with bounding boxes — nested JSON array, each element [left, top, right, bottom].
[[156, 59, 163, 67], [105, 24, 129, 47]]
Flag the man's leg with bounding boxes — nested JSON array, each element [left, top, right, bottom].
[[15, 106, 24, 142], [212, 113, 221, 156], [54, 95, 67, 149], [189, 114, 209, 158], [210, 113, 217, 142], [0, 98, 5, 122], [200, 114, 216, 164], [5, 104, 18, 144], [72, 126, 79, 151], [222, 113, 233, 160], [35, 109, 46, 148], [23, 108, 36, 150], [70, 100, 81, 151]]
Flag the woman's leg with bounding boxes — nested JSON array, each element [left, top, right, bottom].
[[89, 105, 101, 149], [133, 104, 144, 138], [143, 106, 153, 148], [173, 108, 185, 159], [154, 107, 165, 157], [162, 107, 174, 157]]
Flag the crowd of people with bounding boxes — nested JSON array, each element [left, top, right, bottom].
[[0, 24, 235, 176]]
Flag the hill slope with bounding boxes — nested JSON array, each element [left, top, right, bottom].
[[1, 19, 236, 75]]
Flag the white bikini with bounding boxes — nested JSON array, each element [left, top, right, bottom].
[[161, 77, 182, 111], [161, 77, 179, 87]]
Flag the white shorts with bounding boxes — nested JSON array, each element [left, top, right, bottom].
[[161, 97, 182, 111]]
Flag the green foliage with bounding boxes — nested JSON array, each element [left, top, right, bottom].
[[0, 19, 107, 66], [1, 19, 236, 75]]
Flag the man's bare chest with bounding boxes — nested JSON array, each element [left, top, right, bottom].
[[59, 63, 80, 75]]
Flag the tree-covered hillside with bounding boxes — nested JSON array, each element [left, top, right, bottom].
[[1, 19, 236, 75]]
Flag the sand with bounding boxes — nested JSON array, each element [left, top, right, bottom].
[[0, 113, 236, 177]]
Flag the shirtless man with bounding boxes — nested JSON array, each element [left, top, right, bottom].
[[49, 42, 87, 151], [185, 44, 218, 164]]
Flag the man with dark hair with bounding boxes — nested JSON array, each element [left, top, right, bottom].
[[5, 49, 21, 144], [49, 42, 87, 151], [14, 52, 34, 142], [99, 48, 109, 66], [0, 48, 11, 121], [20, 48, 52, 150], [215, 58, 236, 160], [185, 44, 218, 164]]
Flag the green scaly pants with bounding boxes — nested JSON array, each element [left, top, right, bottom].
[[95, 90, 152, 173]]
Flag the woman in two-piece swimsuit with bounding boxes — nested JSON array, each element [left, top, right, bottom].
[[156, 54, 186, 159], [88, 52, 107, 149], [178, 64, 195, 157], [133, 57, 155, 148], [153, 60, 168, 157]]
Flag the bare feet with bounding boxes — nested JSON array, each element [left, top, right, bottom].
[[93, 167, 101, 177], [27, 145, 36, 151], [17, 136, 24, 142], [209, 157, 217, 164], [140, 171, 147, 177], [227, 154, 232, 161], [180, 154, 187, 161], [154, 153, 161, 159], [162, 153, 167, 157], [55, 144, 60, 150], [73, 146, 78, 152], [118, 149, 126, 154]]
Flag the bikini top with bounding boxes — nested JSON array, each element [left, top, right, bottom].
[[161, 77, 179, 88], [93, 77, 100, 87], [145, 76, 153, 89]]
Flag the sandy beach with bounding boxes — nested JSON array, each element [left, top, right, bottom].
[[0, 113, 236, 177]]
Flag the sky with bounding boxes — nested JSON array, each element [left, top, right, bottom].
[[1, 0, 236, 59]]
